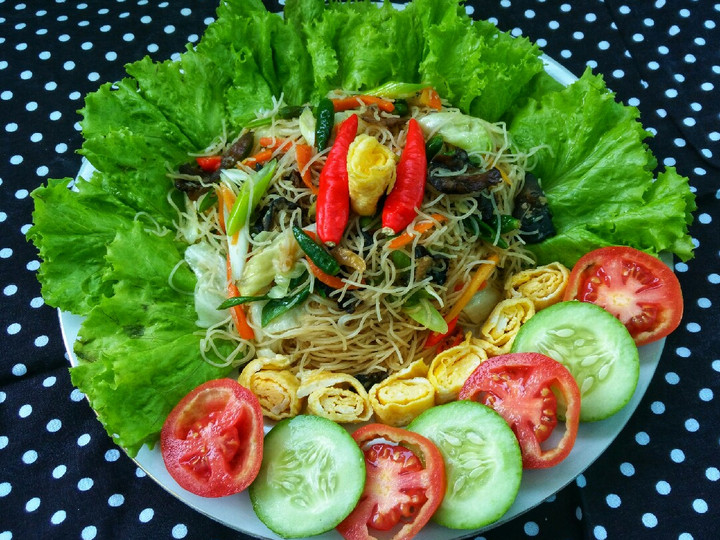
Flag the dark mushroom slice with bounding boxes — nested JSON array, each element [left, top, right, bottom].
[[427, 147, 503, 195], [512, 172, 556, 244]]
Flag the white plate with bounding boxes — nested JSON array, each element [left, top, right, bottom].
[[59, 54, 665, 539]]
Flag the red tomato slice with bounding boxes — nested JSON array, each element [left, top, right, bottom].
[[337, 424, 446, 540], [160, 378, 264, 497], [563, 246, 683, 346], [459, 353, 581, 469]]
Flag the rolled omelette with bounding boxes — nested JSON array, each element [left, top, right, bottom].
[[428, 334, 488, 404], [238, 353, 303, 421], [368, 359, 435, 426], [504, 261, 570, 311], [474, 297, 535, 357], [297, 370, 373, 423]]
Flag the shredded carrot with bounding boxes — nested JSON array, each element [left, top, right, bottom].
[[332, 95, 395, 113], [258, 137, 294, 152], [226, 257, 254, 340], [387, 214, 448, 250], [418, 87, 442, 110], [242, 148, 275, 167], [306, 258, 358, 290], [295, 143, 318, 194], [443, 254, 500, 323], [216, 185, 236, 234]]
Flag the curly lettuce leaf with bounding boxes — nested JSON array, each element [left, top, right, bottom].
[[509, 69, 695, 265], [28, 178, 137, 315], [70, 222, 233, 456]]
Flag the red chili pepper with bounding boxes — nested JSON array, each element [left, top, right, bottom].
[[195, 155, 222, 172], [316, 114, 358, 246], [424, 316, 460, 349], [381, 118, 427, 234]]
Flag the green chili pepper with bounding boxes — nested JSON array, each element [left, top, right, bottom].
[[292, 225, 341, 276], [392, 99, 409, 117], [364, 82, 428, 99], [261, 286, 311, 326], [314, 97, 335, 151], [425, 135, 444, 163], [245, 105, 306, 128], [197, 191, 217, 213], [391, 250, 412, 271], [496, 214, 521, 233], [463, 215, 509, 249], [402, 290, 448, 333], [226, 159, 278, 237], [217, 294, 270, 310]]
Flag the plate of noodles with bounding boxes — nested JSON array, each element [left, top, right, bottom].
[[36, 1, 696, 538]]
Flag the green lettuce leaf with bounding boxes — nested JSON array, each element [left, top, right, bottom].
[[28, 178, 137, 315], [70, 222, 233, 456], [508, 69, 695, 266]]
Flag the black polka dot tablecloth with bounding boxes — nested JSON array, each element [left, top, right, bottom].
[[1, 1, 718, 539]]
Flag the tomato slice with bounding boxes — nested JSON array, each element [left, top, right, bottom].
[[459, 353, 581, 469], [563, 246, 683, 346], [337, 424, 446, 540], [160, 378, 264, 497]]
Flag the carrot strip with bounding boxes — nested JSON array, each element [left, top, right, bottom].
[[258, 137, 294, 152], [295, 143, 318, 194], [226, 257, 254, 340], [419, 87, 442, 110], [306, 258, 358, 290], [216, 185, 236, 234], [387, 214, 448, 250], [242, 148, 275, 167], [443, 254, 500, 323], [332, 95, 395, 113]]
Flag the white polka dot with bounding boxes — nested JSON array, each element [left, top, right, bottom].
[[50, 510, 66, 525], [135, 467, 147, 478], [10, 155, 23, 165], [22, 450, 38, 464], [593, 525, 608, 540], [685, 418, 699, 432], [651, 401, 665, 414], [77, 434, 91, 447], [598, 40, 610, 50], [31, 132, 43, 142], [78, 478, 94, 491], [671, 449, 685, 463], [524, 521, 539, 536], [692, 499, 708, 513], [7, 323, 21, 335], [701, 82, 714, 91], [171, 524, 188, 539], [665, 88, 678, 98], [635, 431, 650, 445], [81, 526, 97, 540], [676, 347, 691, 358], [606, 493, 621, 508], [708, 273, 720, 284], [105, 449, 120, 462], [147, 43, 159, 53], [108, 494, 124, 507], [12, 363, 27, 376], [576, 474, 586, 488], [656, 480, 671, 495], [699, 388, 713, 401], [706, 467, 720, 481], [642, 513, 658, 527], [26, 497, 41, 512], [81, 41, 93, 50], [63, 61, 75, 71], [70, 389, 85, 402], [139, 508, 155, 522], [0, 436, 8, 450], [20, 70, 33, 80], [123, 32, 135, 41], [52, 465, 67, 479], [46, 419, 62, 433], [34, 335, 49, 347], [105, 51, 117, 61], [19, 404, 32, 418], [620, 462, 635, 476], [3, 284, 17, 296], [0, 482, 11, 497]]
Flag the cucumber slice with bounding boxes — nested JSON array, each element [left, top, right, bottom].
[[408, 401, 522, 530], [249, 415, 365, 538], [512, 300, 639, 422]]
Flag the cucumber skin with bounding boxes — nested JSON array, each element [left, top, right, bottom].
[[408, 401, 522, 530], [249, 415, 365, 538], [512, 300, 640, 422]]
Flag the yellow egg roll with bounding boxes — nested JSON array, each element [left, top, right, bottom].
[[475, 297, 535, 356], [504, 262, 570, 311], [428, 334, 488, 403], [297, 370, 373, 423], [238, 353, 302, 421], [368, 360, 435, 426]]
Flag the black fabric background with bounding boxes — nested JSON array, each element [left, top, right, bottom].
[[1, 1, 718, 539]]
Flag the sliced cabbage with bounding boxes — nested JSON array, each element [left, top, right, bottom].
[[184, 243, 228, 328]]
